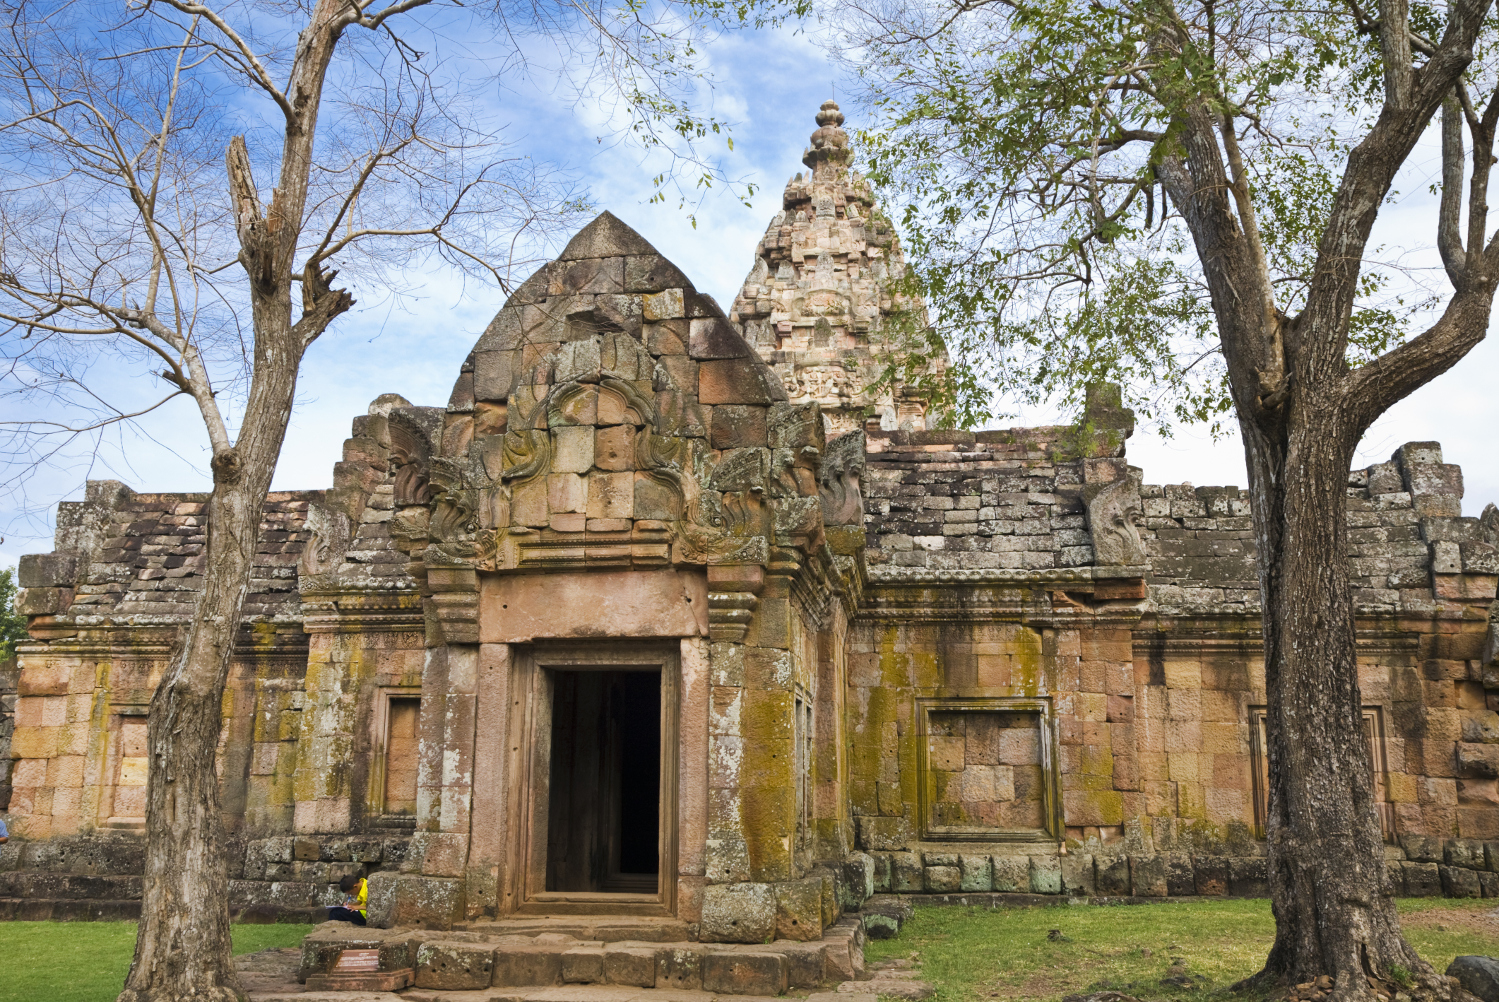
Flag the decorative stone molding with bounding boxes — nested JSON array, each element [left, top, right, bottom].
[[866, 566, 1148, 585]]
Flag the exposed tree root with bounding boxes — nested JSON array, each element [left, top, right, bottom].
[[1232, 969, 1475, 1002]]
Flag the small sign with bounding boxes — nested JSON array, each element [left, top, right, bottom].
[[333, 949, 380, 972]]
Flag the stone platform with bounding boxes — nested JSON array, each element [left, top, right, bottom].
[[253, 989, 877, 1002], [296, 917, 867, 996]]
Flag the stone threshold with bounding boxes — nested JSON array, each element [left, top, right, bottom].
[[250, 989, 876, 1002]]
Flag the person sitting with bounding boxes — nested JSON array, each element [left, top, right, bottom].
[[327, 873, 367, 925]]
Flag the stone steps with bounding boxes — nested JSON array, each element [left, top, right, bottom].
[[0, 896, 141, 921], [456, 917, 694, 943], [298, 917, 867, 996], [252, 987, 878, 1002], [0, 895, 328, 923]]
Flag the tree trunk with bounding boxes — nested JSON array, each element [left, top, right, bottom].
[[1239, 396, 1438, 998], [119, 333, 302, 1002]]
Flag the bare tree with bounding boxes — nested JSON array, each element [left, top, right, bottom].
[[841, 0, 1498, 996], [0, 0, 791, 998]]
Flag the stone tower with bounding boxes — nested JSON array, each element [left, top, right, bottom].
[[730, 100, 942, 435]]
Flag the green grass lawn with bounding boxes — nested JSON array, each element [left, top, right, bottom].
[[865, 898, 1499, 1002], [0, 922, 313, 1002]]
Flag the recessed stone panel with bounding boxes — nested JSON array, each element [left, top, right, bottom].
[[919, 699, 1056, 839]]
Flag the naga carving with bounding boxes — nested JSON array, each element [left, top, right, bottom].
[[297, 506, 351, 582], [427, 457, 481, 543], [819, 430, 866, 526], [500, 392, 551, 486], [388, 412, 434, 505], [1082, 474, 1146, 567]]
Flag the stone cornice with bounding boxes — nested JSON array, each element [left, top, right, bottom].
[[865, 565, 1149, 586]]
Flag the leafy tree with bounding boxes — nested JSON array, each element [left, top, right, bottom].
[[0, 1, 797, 999], [847, 0, 1497, 993], [0, 567, 25, 662]]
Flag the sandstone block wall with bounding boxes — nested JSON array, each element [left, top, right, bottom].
[[3, 183, 1498, 928]]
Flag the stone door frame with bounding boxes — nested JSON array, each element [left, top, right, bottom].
[[505, 639, 681, 916]]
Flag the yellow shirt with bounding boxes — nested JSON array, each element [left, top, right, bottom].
[[342, 879, 367, 916]]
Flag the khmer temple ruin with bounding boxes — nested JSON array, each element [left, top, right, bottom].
[[3, 100, 1499, 989]]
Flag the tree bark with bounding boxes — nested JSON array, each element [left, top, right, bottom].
[[118, 6, 358, 997], [118, 325, 304, 1002], [1142, 5, 1499, 991], [1239, 399, 1435, 997]]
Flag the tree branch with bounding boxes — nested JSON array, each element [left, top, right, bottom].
[[1439, 94, 1466, 284], [1378, 0, 1413, 110]]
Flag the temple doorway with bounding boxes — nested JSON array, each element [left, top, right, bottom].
[[509, 641, 680, 915], [544, 669, 661, 893]]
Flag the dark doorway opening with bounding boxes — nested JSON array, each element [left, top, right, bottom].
[[545, 669, 661, 893]]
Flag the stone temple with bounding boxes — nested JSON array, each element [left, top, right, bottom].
[[4, 101, 1499, 979]]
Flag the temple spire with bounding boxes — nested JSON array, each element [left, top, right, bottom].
[[803, 99, 850, 172], [729, 100, 944, 435]]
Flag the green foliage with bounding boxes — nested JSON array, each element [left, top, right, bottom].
[[850, 0, 1466, 431], [0, 567, 27, 662], [620, 0, 812, 221]]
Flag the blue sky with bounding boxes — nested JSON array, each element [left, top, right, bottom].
[[2, 15, 1495, 569]]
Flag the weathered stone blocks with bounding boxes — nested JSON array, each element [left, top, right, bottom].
[[656, 946, 706, 990], [923, 863, 960, 893], [366, 872, 463, 929], [1442, 865, 1482, 898], [890, 851, 923, 893], [1094, 855, 1129, 896], [1228, 857, 1269, 897], [1449, 956, 1499, 1002], [1192, 856, 1228, 895], [700, 882, 776, 943], [1029, 855, 1062, 895], [604, 945, 657, 987], [774, 876, 824, 941], [1129, 855, 1167, 897], [490, 945, 564, 987], [958, 854, 992, 891], [703, 951, 788, 996], [561, 946, 604, 983], [414, 940, 494, 990], [1404, 861, 1442, 897], [991, 855, 1030, 893], [1162, 854, 1195, 896], [845, 851, 876, 903]]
